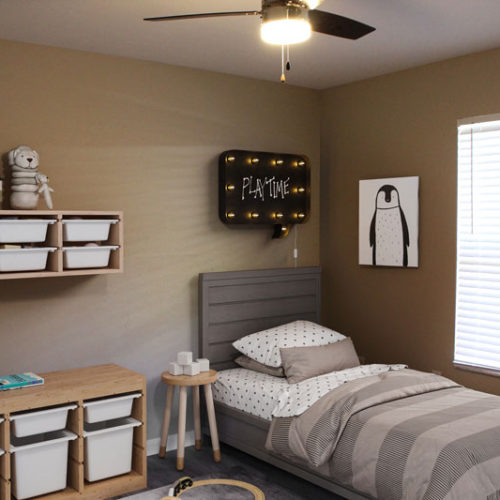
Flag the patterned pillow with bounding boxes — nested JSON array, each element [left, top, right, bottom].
[[232, 320, 346, 368]]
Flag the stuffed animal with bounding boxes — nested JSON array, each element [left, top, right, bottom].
[[7, 145, 54, 209]]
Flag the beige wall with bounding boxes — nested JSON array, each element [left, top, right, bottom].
[[320, 47, 500, 396], [0, 39, 321, 439]]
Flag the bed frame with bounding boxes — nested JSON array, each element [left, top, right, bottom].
[[199, 267, 368, 500]]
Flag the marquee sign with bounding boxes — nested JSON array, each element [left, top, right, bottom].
[[219, 149, 310, 238]]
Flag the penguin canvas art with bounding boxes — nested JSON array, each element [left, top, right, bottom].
[[370, 185, 409, 266], [359, 176, 419, 268]]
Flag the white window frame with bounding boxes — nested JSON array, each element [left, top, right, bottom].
[[454, 113, 500, 377]]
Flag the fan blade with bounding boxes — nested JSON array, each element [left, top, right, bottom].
[[309, 10, 375, 40], [144, 11, 260, 22]]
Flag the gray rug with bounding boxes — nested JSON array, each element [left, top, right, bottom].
[[125, 475, 257, 499]]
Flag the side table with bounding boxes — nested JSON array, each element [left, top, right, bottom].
[[159, 369, 220, 470]]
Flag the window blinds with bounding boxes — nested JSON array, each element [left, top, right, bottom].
[[455, 117, 500, 372]]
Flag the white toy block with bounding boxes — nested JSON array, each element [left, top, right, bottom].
[[196, 358, 210, 372], [183, 362, 200, 376], [168, 362, 183, 376], [177, 351, 193, 365]]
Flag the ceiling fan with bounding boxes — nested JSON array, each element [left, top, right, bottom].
[[144, 0, 375, 83]]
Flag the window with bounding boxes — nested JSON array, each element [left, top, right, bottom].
[[455, 115, 500, 375]]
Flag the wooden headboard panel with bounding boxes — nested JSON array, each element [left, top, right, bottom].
[[199, 267, 321, 370]]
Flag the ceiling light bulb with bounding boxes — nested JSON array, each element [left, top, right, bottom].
[[304, 0, 322, 9], [261, 19, 311, 45]]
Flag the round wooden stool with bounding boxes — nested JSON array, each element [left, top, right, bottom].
[[159, 369, 220, 470]]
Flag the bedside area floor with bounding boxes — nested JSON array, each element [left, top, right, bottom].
[[132, 442, 345, 499]]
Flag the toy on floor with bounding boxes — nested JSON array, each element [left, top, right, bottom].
[[166, 476, 193, 497], [7, 145, 54, 209], [162, 477, 265, 499]]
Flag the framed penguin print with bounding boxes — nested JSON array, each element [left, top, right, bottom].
[[359, 176, 419, 268]]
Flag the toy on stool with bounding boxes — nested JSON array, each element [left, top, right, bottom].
[[168, 352, 210, 377], [7, 145, 54, 209]]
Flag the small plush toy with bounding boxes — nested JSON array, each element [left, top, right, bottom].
[[7, 145, 54, 209]]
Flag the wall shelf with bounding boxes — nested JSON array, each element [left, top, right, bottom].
[[0, 211, 123, 280], [0, 364, 146, 500]]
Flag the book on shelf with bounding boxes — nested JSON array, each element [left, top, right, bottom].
[[0, 372, 44, 391]]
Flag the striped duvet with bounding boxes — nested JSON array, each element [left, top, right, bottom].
[[266, 369, 500, 499]]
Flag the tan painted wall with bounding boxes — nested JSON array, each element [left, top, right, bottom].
[[0, 39, 321, 438], [320, 48, 500, 395]]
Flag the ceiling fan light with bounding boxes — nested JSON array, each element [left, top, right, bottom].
[[304, 0, 321, 9], [261, 19, 311, 45]]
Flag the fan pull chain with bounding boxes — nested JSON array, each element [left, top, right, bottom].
[[286, 45, 291, 71], [281, 44, 286, 83]]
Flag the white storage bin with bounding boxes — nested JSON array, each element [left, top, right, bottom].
[[84, 417, 141, 482], [0, 219, 56, 243], [0, 247, 57, 272], [63, 245, 118, 269], [10, 430, 77, 500], [83, 393, 140, 423], [63, 219, 118, 242], [10, 404, 77, 438]]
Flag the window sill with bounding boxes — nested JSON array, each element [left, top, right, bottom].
[[453, 362, 500, 379]]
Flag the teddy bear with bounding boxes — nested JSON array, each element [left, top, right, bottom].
[[7, 145, 54, 209]]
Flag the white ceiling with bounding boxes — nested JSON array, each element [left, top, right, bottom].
[[1, 0, 500, 89]]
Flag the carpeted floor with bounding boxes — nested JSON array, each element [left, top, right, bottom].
[[121, 442, 345, 499]]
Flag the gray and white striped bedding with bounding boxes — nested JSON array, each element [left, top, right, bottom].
[[266, 369, 500, 499]]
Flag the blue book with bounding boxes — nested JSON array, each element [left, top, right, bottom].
[[0, 372, 44, 391]]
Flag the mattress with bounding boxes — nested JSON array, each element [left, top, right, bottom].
[[213, 368, 289, 421]]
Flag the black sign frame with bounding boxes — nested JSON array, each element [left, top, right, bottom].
[[219, 149, 310, 237]]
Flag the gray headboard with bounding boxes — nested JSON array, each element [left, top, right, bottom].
[[199, 267, 321, 370]]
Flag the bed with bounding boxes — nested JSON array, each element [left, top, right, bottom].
[[199, 266, 368, 499], [199, 267, 500, 500]]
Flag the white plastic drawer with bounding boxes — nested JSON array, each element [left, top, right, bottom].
[[83, 417, 141, 482], [63, 245, 118, 269], [83, 393, 140, 423], [0, 219, 56, 243], [62, 219, 118, 242], [11, 430, 77, 500], [10, 405, 77, 438], [0, 247, 57, 272]]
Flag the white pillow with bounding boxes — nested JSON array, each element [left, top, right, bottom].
[[232, 320, 346, 368]]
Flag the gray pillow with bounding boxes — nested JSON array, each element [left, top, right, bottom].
[[235, 355, 285, 377], [280, 337, 360, 384]]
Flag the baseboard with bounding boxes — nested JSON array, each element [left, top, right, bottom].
[[147, 431, 195, 456]]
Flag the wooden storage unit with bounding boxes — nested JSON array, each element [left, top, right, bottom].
[[0, 364, 146, 500], [0, 211, 123, 280]]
